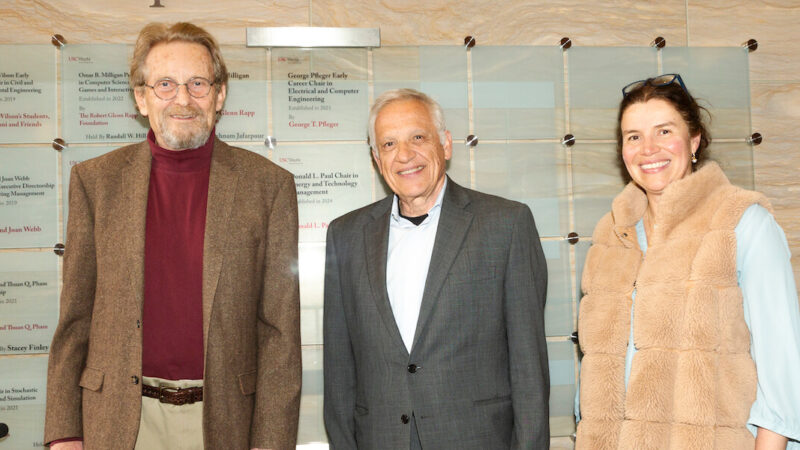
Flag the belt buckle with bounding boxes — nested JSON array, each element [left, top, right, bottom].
[[158, 386, 179, 404]]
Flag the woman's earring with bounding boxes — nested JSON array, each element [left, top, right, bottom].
[[691, 152, 697, 164]]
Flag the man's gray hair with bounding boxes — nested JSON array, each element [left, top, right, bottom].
[[368, 88, 447, 155]]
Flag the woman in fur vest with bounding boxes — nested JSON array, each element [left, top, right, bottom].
[[575, 74, 800, 449]]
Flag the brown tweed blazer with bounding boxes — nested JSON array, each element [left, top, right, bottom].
[[44, 138, 301, 450]]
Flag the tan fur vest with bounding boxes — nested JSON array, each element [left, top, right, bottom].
[[577, 163, 772, 449]]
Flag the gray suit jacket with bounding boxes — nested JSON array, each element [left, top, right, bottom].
[[323, 179, 549, 449]]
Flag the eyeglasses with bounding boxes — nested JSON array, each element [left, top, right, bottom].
[[142, 77, 215, 100], [622, 73, 688, 97]]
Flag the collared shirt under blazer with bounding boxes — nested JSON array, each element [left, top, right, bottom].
[[324, 178, 550, 450]]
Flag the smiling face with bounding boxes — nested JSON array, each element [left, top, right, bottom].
[[372, 99, 452, 216], [134, 41, 226, 150], [620, 98, 701, 204]]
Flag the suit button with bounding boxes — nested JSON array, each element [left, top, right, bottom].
[[407, 364, 417, 373], [131, 375, 139, 385], [401, 414, 410, 424]]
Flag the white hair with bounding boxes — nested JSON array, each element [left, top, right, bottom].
[[368, 88, 447, 155]]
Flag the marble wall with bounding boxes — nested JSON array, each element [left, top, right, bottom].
[[1, 1, 798, 448]]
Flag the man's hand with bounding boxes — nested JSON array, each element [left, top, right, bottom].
[[50, 442, 84, 450]]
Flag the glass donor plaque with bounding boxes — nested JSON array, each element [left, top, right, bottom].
[[273, 144, 373, 243], [372, 46, 468, 140], [0, 252, 58, 355], [0, 356, 48, 448], [0, 45, 57, 144], [472, 46, 565, 140], [0, 147, 58, 248], [216, 47, 268, 142], [62, 44, 148, 143], [272, 48, 368, 141]]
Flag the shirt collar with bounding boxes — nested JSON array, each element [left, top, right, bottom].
[[390, 177, 447, 227]]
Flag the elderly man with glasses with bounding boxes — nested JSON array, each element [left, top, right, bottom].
[[44, 22, 301, 450]]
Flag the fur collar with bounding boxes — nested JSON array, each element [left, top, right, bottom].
[[611, 162, 731, 245]]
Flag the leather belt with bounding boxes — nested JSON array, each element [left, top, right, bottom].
[[142, 384, 203, 405]]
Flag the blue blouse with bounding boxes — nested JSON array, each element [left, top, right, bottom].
[[576, 204, 800, 446]]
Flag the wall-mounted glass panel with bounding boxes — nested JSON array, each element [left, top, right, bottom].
[[0, 45, 57, 144], [239, 144, 269, 160], [662, 47, 750, 139], [298, 346, 326, 445], [572, 143, 626, 236], [299, 243, 325, 346], [474, 142, 568, 237], [447, 140, 471, 189], [272, 48, 368, 141], [0, 252, 58, 354], [216, 47, 268, 143], [542, 240, 573, 337], [473, 46, 564, 140], [575, 239, 592, 301], [61, 145, 117, 236], [0, 355, 48, 448], [62, 45, 148, 143], [273, 143, 374, 243], [373, 46, 468, 140], [710, 141, 754, 190], [0, 148, 58, 248], [569, 47, 657, 139], [548, 340, 577, 436]]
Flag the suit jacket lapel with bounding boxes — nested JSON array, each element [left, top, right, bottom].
[[121, 142, 152, 317], [363, 197, 409, 356], [201, 138, 238, 351], [411, 180, 473, 351]]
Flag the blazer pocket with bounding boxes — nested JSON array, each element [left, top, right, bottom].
[[238, 370, 257, 395], [354, 404, 369, 416], [448, 265, 496, 286], [78, 367, 105, 392], [473, 394, 511, 407]]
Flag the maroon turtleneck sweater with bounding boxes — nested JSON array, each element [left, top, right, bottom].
[[141, 129, 213, 380], [48, 131, 214, 446]]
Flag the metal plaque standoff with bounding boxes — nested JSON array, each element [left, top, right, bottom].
[[247, 27, 380, 48]]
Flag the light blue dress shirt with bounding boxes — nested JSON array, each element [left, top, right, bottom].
[[576, 204, 800, 446], [386, 178, 446, 352]]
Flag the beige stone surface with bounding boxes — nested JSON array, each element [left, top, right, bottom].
[[751, 81, 800, 284], [311, 0, 688, 46], [687, 0, 800, 82], [752, 81, 800, 141], [0, 0, 309, 44]]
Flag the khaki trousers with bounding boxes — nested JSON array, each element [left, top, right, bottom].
[[134, 376, 204, 450]]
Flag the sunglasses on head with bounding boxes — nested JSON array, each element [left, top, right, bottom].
[[622, 73, 688, 97]]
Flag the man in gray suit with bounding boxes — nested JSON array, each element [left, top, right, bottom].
[[323, 88, 550, 449]]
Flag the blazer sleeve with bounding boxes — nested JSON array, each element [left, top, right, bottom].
[[322, 220, 359, 449], [44, 165, 97, 443], [505, 204, 550, 449], [251, 173, 302, 450]]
